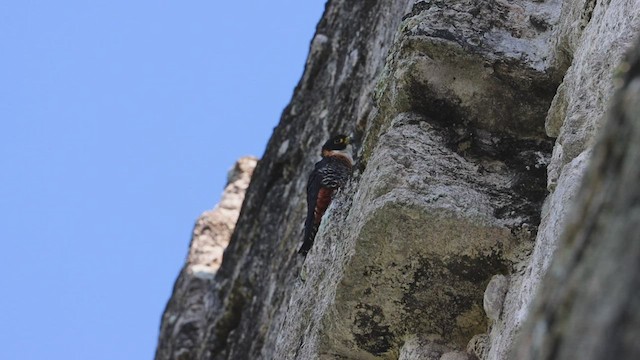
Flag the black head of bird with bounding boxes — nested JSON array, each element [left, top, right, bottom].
[[321, 134, 351, 153]]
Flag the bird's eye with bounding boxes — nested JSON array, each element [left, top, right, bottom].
[[334, 139, 342, 144]]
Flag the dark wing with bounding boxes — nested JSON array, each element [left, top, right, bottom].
[[299, 160, 325, 255]]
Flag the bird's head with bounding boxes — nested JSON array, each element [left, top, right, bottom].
[[321, 134, 352, 158], [322, 134, 350, 151]]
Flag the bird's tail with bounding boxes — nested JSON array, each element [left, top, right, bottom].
[[298, 221, 319, 256]]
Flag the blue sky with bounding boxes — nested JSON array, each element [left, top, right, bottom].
[[0, 1, 326, 359]]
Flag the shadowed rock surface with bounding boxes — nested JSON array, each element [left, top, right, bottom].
[[155, 0, 640, 359]]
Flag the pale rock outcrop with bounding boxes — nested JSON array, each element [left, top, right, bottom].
[[155, 157, 256, 360], [484, 275, 508, 322]]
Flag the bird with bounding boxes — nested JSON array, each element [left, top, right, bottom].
[[298, 134, 353, 256]]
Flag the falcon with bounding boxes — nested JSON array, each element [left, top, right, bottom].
[[298, 134, 352, 256]]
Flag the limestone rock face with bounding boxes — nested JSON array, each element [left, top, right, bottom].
[[274, 0, 566, 356], [154, 0, 640, 359], [512, 38, 640, 360], [485, 1, 640, 358], [155, 157, 256, 360]]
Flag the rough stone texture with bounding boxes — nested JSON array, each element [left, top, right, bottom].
[[273, 107, 549, 358], [467, 334, 489, 360], [266, 0, 566, 355], [372, 0, 563, 139], [155, 157, 256, 360], [484, 2, 640, 359], [483, 275, 508, 322], [512, 38, 640, 360], [188, 2, 415, 359], [155, 0, 640, 359], [399, 337, 450, 360], [440, 351, 475, 360]]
